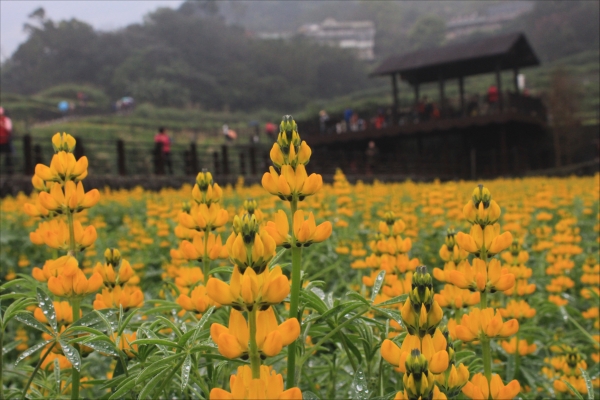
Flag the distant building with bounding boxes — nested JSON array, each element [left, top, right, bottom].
[[298, 19, 375, 60], [446, 2, 534, 40], [255, 18, 376, 61]]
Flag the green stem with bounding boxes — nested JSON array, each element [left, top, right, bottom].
[[1, 328, 4, 400], [514, 330, 520, 379], [480, 291, 488, 309], [71, 299, 81, 400], [248, 308, 261, 379], [67, 211, 76, 256], [286, 198, 301, 389], [203, 231, 209, 285], [482, 337, 492, 395], [21, 342, 57, 400]]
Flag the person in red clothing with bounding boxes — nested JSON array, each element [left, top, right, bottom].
[[487, 85, 499, 113], [0, 107, 13, 174], [154, 127, 172, 174]]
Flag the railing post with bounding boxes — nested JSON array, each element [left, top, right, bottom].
[[213, 151, 220, 175], [239, 152, 246, 176], [221, 145, 229, 175], [154, 142, 164, 175], [117, 139, 126, 176], [249, 146, 257, 175], [23, 134, 33, 175], [74, 136, 84, 159], [33, 144, 43, 166], [190, 142, 198, 174]]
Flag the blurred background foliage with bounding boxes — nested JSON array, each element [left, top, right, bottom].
[[0, 0, 598, 124]]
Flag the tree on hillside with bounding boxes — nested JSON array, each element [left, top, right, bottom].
[[408, 15, 446, 51], [1, 6, 369, 111]]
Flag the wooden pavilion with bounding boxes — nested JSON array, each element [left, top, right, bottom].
[[306, 32, 553, 180]]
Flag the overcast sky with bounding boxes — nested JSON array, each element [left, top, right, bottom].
[[0, 0, 185, 61]]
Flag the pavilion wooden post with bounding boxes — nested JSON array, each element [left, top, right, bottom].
[[391, 73, 399, 125], [439, 75, 445, 116], [189, 142, 198, 174], [496, 65, 503, 112], [413, 82, 420, 107], [513, 68, 519, 94], [23, 135, 33, 175], [117, 139, 126, 176], [459, 76, 465, 115], [221, 145, 229, 175], [500, 127, 508, 174]]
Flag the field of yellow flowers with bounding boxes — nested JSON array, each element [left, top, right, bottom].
[[1, 118, 599, 400]]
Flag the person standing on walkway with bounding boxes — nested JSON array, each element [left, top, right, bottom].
[[154, 127, 173, 174], [0, 107, 13, 174]]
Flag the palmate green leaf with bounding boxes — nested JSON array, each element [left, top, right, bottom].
[[346, 291, 370, 305], [36, 288, 57, 332], [3, 297, 37, 325], [374, 294, 408, 307], [130, 338, 183, 349], [0, 278, 28, 291], [208, 266, 234, 275], [138, 328, 169, 355], [300, 289, 328, 314], [136, 354, 183, 383], [59, 340, 82, 371], [85, 340, 120, 357], [70, 309, 116, 329], [138, 363, 175, 399], [15, 339, 53, 365], [108, 375, 137, 399], [15, 311, 52, 334]]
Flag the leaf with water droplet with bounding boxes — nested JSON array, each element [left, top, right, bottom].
[[311, 287, 326, 301], [85, 341, 119, 357], [59, 340, 82, 372], [303, 391, 320, 400], [36, 288, 57, 332], [580, 367, 594, 400], [15, 312, 52, 334], [370, 270, 386, 303], [181, 354, 192, 392], [192, 306, 214, 343], [54, 357, 61, 391], [15, 339, 53, 365], [70, 309, 115, 329], [350, 366, 369, 400]]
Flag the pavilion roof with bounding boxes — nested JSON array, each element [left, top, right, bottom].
[[371, 32, 539, 84]]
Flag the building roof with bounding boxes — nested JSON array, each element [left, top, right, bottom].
[[371, 32, 539, 84]]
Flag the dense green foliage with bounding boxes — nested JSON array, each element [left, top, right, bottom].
[[1, 5, 369, 111]]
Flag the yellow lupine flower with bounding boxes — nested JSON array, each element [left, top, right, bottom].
[[93, 285, 144, 310], [261, 164, 322, 201], [381, 329, 449, 374], [448, 258, 515, 293], [501, 338, 537, 356], [34, 301, 80, 325], [48, 268, 103, 298], [206, 265, 289, 311], [462, 373, 520, 399], [455, 308, 519, 342], [178, 203, 229, 231], [292, 210, 332, 246], [38, 181, 99, 213], [209, 365, 302, 399], [35, 151, 88, 183], [455, 223, 513, 256], [177, 285, 218, 314]]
